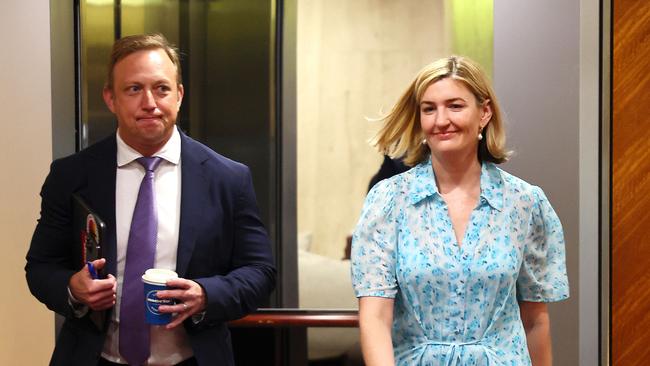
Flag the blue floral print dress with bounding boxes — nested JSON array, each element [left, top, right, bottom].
[[351, 158, 569, 365]]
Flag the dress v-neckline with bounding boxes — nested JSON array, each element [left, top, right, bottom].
[[440, 195, 481, 251]]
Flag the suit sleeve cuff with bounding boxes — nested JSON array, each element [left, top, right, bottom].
[[67, 286, 89, 318]]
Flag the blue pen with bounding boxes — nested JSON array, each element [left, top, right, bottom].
[[87, 261, 99, 280]]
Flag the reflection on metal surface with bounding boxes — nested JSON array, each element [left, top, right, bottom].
[[79, 0, 115, 148]]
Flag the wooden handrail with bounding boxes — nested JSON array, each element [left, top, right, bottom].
[[229, 308, 359, 328]]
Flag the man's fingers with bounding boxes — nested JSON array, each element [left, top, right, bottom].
[[154, 278, 205, 319], [158, 279, 201, 299], [156, 289, 188, 300], [90, 258, 107, 270], [90, 297, 116, 311], [158, 302, 190, 314], [157, 299, 191, 329], [87, 278, 117, 294], [87, 289, 116, 310], [73, 274, 116, 306], [108, 274, 117, 291], [165, 278, 191, 289], [165, 312, 189, 330], [88, 288, 116, 304]]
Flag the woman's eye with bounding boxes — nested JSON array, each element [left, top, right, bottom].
[[449, 104, 463, 110]]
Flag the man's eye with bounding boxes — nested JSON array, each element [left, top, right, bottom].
[[157, 85, 171, 93], [127, 86, 140, 93]]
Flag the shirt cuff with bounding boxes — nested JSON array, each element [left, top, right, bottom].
[[67, 286, 89, 318]]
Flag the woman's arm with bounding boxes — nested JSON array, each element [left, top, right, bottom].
[[519, 301, 552, 366], [359, 296, 395, 366]]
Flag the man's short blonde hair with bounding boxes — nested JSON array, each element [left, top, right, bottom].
[[106, 33, 182, 90]]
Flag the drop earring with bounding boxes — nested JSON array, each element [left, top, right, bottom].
[[422, 138, 427, 145], [478, 128, 484, 141]]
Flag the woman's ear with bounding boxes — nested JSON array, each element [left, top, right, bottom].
[[480, 99, 492, 128]]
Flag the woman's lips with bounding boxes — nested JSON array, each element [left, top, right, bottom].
[[434, 131, 457, 140]]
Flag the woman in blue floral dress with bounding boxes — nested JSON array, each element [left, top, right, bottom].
[[351, 56, 569, 366]]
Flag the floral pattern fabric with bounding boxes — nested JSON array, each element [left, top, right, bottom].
[[351, 158, 569, 365]]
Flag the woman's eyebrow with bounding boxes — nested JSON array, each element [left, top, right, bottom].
[[420, 97, 467, 104]]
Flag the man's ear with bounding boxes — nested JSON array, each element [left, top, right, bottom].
[[176, 84, 184, 110], [102, 86, 116, 113]]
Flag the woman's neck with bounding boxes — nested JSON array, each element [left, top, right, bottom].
[[431, 152, 482, 195]]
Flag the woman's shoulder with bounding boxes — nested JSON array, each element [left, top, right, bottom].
[[363, 165, 419, 212], [489, 164, 547, 205], [366, 170, 408, 201]]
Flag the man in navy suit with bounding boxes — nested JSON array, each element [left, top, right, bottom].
[[25, 33, 275, 366]]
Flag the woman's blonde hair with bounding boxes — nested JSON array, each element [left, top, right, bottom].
[[371, 55, 510, 166]]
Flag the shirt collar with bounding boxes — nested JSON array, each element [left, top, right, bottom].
[[116, 127, 181, 167], [479, 161, 504, 211], [408, 156, 504, 211], [407, 157, 439, 205]]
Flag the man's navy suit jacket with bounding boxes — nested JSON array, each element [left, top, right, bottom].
[[26, 129, 276, 366]]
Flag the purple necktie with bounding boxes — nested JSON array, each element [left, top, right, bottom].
[[119, 156, 162, 366]]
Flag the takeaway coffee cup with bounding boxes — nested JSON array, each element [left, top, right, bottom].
[[142, 268, 178, 325]]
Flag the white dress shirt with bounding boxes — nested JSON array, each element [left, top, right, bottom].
[[101, 128, 194, 365]]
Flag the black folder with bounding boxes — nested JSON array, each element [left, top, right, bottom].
[[71, 193, 108, 330], [72, 193, 106, 277]]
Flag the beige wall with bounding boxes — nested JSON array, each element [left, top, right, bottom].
[[297, 0, 450, 258], [0, 1, 54, 364]]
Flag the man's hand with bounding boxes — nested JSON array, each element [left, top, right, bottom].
[[156, 278, 207, 329], [68, 258, 117, 311]]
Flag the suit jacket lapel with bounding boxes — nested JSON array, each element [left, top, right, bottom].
[[176, 132, 209, 277]]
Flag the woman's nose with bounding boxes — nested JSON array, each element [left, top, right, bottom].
[[435, 108, 449, 126]]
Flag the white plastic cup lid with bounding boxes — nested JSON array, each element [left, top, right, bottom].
[[142, 268, 178, 285]]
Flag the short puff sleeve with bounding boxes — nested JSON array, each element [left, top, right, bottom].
[[351, 179, 399, 298], [516, 186, 570, 302]]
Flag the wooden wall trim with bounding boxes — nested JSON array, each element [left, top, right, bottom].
[[611, 0, 650, 364]]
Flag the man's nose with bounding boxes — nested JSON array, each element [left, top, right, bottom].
[[140, 89, 156, 110]]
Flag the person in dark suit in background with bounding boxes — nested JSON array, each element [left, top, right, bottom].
[[25, 33, 275, 366], [367, 155, 410, 192]]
